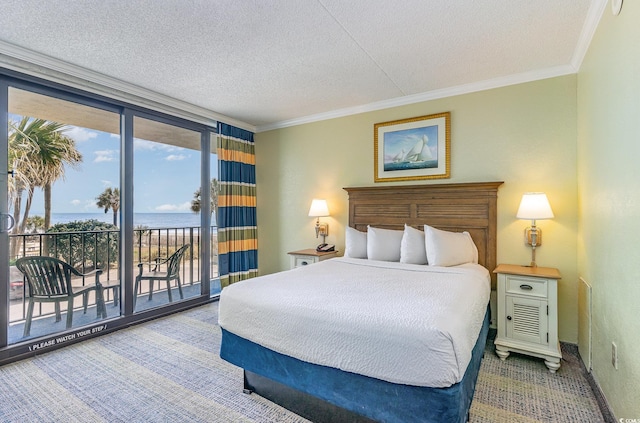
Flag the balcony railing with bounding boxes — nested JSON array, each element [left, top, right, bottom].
[[8, 226, 218, 325]]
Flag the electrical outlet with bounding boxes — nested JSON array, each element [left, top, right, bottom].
[[611, 342, 618, 369]]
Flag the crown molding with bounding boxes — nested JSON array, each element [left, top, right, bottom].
[[0, 40, 256, 133], [571, 0, 607, 71], [256, 64, 577, 132]]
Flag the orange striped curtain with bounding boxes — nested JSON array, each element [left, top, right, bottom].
[[217, 123, 258, 287]]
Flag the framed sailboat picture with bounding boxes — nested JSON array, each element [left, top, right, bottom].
[[374, 112, 450, 182]]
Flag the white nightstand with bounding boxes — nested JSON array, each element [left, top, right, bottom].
[[288, 249, 339, 269], [494, 264, 562, 373]]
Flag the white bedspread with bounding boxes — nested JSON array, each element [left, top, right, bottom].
[[218, 257, 490, 387]]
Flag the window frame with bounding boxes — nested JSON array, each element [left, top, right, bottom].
[[0, 67, 218, 363]]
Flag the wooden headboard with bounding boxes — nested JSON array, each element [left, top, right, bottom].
[[343, 182, 503, 284]]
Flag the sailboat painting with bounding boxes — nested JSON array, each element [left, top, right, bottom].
[[382, 126, 438, 171], [374, 112, 450, 182]]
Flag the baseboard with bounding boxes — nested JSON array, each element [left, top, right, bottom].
[[584, 371, 617, 423], [567, 342, 617, 423]]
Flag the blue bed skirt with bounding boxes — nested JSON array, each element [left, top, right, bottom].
[[220, 307, 490, 423]]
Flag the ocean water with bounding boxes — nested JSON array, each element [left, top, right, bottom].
[[50, 213, 204, 228], [384, 159, 438, 171]]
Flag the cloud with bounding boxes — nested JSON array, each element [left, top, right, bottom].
[[133, 139, 157, 151], [69, 199, 100, 211], [64, 126, 98, 142], [155, 202, 191, 212], [166, 154, 187, 161], [94, 150, 116, 163]]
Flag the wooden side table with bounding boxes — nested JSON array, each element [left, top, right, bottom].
[[494, 264, 562, 373]]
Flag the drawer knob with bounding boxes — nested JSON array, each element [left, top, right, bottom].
[[301, 261, 308, 265], [507, 315, 512, 321], [520, 284, 533, 290]]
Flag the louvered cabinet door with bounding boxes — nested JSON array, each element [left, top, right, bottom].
[[505, 295, 548, 344], [493, 264, 562, 373]]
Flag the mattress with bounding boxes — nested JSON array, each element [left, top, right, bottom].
[[218, 257, 490, 388]]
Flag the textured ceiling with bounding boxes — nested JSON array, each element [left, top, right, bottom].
[[0, 0, 601, 132]]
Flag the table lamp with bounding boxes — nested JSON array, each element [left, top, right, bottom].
[[308, 199, 329, 244]]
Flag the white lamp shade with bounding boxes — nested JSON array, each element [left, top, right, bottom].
[[516, 193, 554, 220], [308, 199, 330, 217]]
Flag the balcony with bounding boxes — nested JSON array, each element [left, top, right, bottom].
[[8, 226, 219, 344]]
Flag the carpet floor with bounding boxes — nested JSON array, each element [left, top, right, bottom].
[[0, 301, 604, 422]]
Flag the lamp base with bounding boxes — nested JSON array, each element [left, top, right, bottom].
[[524, 226, 541, 268], [528, 244, 538, 268], [524, 227, 542, 245], [317, 223, 328, 238], [314, 222, 329, 245]]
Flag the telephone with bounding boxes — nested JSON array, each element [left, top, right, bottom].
[[316, 243, 335, 252]]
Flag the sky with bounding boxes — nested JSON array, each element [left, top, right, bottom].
[[382, 125, 438, 163], [12, 119, 217, 216]]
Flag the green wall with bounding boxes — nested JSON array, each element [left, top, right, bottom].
[[256, 75, 579, 343], [252, 4, 640, 417], [577, 1, 640, 418]]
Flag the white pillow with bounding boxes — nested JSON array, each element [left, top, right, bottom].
[[344, 227, 367, 258], [424, 225, 479, 267], [400, 224, 427, 265], [367, 226, 403, 262]]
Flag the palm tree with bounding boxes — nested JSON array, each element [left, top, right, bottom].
[[24, 216, 45, 234], [8, 117, 82, 233], [8, 118, 40, 236], [8, 121, 34, 258], [191, 178, 219, 217], [31, 127, 82, 229], [96, 187, 120, 226]]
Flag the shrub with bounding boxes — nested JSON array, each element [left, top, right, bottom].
[[46, 220, 119, 270]]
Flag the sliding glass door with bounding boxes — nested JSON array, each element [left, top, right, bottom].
[[132, 116, 203, 312], [1, 72, 217, 360], [5, 85, 121, 344]]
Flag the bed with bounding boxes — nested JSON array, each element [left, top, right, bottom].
[[219, 182, 502, 423]]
